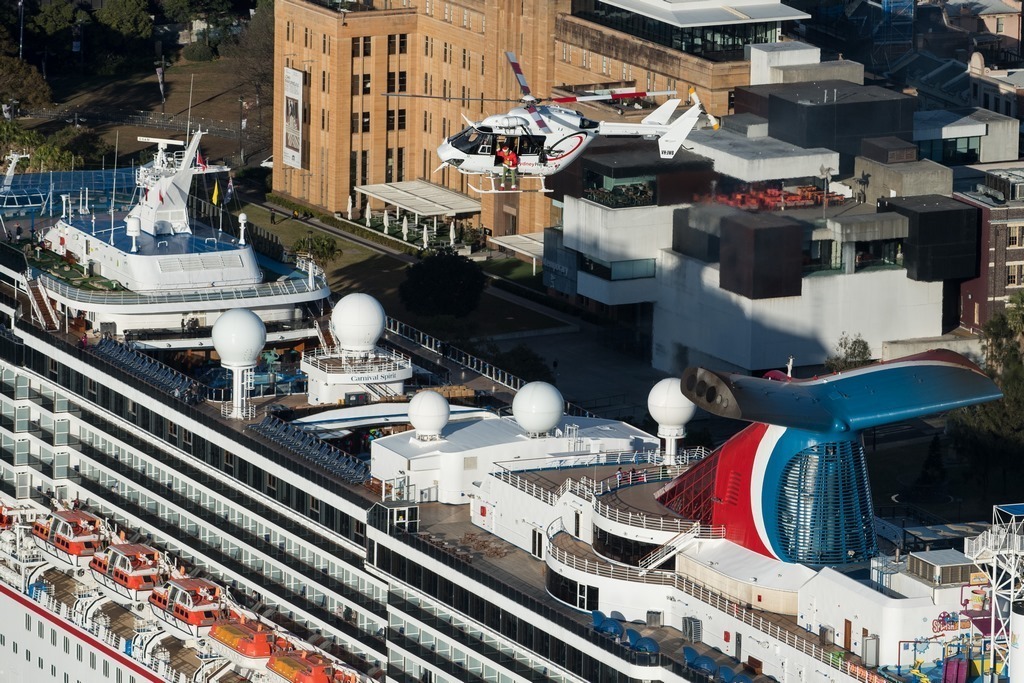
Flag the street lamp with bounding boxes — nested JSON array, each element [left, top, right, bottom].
[[18, 0, 24, 61]]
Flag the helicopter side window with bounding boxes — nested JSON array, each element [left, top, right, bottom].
[[450, 128, 490, 154], [518, 135, 546, 156], [579, 117, 600, 130]]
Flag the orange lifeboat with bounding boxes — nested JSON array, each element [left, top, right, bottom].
[[31, 510, 105, 568], [266, 649, 360, 683], [89, 542, 164, 604], [209, 615, 292, 669], [148, 577, 226, 637]]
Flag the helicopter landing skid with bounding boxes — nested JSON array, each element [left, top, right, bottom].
[[469, 176, 552, 195]]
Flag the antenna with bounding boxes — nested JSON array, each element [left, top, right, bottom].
[[186, 74, 195, 137]]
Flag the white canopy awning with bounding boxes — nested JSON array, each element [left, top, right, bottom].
[[355, 180, 481, 217]]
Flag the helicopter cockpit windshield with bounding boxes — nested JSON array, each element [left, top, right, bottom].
[[449, 127, 495, 155]]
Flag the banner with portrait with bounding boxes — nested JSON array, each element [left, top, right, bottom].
[[283, 67, 303, 169]]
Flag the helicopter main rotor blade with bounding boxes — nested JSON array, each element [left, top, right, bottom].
[[383, 93, 519, 103], [550, 89, 676, 104], [506, 52, 534, 102], [526, 104, 552, 134]]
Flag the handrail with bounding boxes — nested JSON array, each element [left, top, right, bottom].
[[301, 346, 411, 375], [638, 525, 700, 571], [35, 271, 328, 307], [546, 536, 886, 683]]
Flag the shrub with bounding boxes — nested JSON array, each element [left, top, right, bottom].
[[182, 42, 216, 62]]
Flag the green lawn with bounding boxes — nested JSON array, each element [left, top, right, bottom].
[[481, 258, 546, 291], [232, 203, 568, 341]]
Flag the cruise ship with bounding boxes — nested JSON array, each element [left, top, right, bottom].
[[0, 132, 1017, 683]]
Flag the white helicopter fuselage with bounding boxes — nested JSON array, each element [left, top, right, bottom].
[[436, 97, 712, 183], [437, 105, 597, 178]]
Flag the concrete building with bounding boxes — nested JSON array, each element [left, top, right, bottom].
[[652, 206, 948, 373], [852, 137, 953, 206], [271, 0, 810, 240], [914, 107, 1020, 165], [733, 80, 918, 173]]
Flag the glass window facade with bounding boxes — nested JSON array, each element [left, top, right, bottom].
[[577, 2, 779, 61], [918, 137, 981, 165]]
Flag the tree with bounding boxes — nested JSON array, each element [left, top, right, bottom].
[[399, 248, 488, 318], [219, 0, 273, 145], [1006, 290, 1024, 340], [0, 56, 52, 108], [161, 0, 232, 44], [824, 332, 872, 373], [292, 233, 341, 273], [96, 0, 154, 41], [947, 313, 1024, 497]]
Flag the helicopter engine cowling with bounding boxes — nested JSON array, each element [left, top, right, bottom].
[[491, 115, 530, 132]]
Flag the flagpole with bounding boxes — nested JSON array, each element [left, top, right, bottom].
[[110, 132, 118, 245]]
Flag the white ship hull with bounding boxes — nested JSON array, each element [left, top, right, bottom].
[[0, 578, 163, 683]]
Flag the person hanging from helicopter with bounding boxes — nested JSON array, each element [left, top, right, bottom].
[[496, 141, 519, 190]]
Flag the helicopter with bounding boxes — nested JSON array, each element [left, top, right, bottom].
[[433, 52, 719, 194]]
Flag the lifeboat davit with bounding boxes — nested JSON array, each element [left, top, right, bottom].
[[148, 577, 227, 637], [31, 510, 105, 568], [89, 542, 164, 604], [266, 649, 360, 683], [209, 615, 292, 669]]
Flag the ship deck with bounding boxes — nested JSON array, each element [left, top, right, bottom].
[[410, 466, 869, 681]]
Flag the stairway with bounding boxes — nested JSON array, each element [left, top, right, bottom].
[[27, 280, 59, 331], [314, 318, 335, 349], [638, 524, 701, 574]]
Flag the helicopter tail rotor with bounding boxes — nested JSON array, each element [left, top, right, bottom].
[[688, 88, 720, 130]]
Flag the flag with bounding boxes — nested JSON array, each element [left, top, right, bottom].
[[156, 67, 165, 102], [225, 178, 234, 203], [211, 180, 219, 206], [196, 151, 207, 170]]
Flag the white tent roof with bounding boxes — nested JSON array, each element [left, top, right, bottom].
[[356, 180, 481, 217]]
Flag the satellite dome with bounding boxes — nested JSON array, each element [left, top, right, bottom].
[[648, 378, 697, 429], [125, 216, 141, 237], [408, 390, 449, 439], [331, 293, 385, 352], [512, 382, 564, 435], [212, 309, 266, 368]]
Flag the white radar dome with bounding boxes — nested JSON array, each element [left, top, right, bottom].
[[212, 309, 266, 368], [409, 390, 450, 439], [125, 216, 141, 237], [331, 293, 386, 352], [512, 382, 564, 435], [648, 378, 697, 429]]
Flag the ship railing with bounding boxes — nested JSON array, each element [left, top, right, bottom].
[[491, 470, 558, 505], [34, 270, 328, 306], [547, 535, 885, 683], [965, 528, 1024, 557], [384, 316, 596, 416], [301, 346, 411, 374]]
